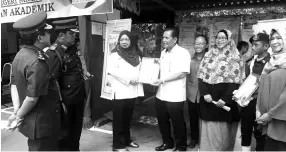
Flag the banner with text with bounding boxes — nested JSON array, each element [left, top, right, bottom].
[[101, 18, 132, 100], [1, 0, 113, 23]]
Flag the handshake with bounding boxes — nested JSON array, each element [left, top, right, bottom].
[[150, 79, 164, 86]]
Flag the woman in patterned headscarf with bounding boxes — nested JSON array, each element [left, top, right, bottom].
[[256, 28, 286, 151], [197, 29, 245, 151]]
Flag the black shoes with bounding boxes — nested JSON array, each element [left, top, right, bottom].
[[188, 140, 198, 149], [126, 141, 139, 148], [155, 144, 174, 151]]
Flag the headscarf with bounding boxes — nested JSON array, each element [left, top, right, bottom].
[[197, 29, 245, 84], [111, 30, 140, 67], [262, 28, 286, 74]]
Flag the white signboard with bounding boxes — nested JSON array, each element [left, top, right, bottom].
[[252, 18, 286, 36], [1, 0, 113, 23], [91, 22, 103, 35]]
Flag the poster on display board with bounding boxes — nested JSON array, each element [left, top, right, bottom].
[[178, 18, 209, 55], [100, 19, 132, 100], [178, 23, 196, 55], [1, 0, 113, 23], [208, 17, 240, 48]]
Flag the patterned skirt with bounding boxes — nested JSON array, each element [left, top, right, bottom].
[[199, 120, 238, 151]]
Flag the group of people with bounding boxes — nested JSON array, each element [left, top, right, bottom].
[[108, 26, 286, 152], [6, 10, 286, 151], [7, 11, 93, 151]]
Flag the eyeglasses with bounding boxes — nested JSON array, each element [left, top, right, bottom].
[[195, 43, 206, 46], [215, 37, 227, 41]]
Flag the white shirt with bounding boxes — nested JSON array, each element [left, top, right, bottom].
[[107, 52, 144, 100], [250, 55, 258, 74], [156, 44, 191, 102]]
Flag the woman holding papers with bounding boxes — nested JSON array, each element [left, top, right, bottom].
[[197, 29, 245, 151], [108, 30, 144, 152], [256, 28, 286, 151]]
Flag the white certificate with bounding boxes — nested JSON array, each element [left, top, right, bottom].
[[233, 73, 259, 107], [138, 57, 160, 84]]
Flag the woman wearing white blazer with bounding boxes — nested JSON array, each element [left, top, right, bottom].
[[108, 30, 144, 152]]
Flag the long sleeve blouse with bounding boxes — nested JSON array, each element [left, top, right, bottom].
[[107, 52, 144, 100], [198, 79, 240, 122]]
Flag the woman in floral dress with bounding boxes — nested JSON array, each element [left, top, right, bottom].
[[197, 29, 245, 151]]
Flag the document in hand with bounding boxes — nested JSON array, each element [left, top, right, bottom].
[[233, 73, 260, 107], [138, 57, 160, 84]]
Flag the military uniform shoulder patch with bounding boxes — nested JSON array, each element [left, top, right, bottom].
[[37, 50, 48, 60], [50, 43, 58, 51]]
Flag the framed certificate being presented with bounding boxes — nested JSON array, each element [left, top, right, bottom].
[[233, 73, 260, 107], [138, 57, 160, 84]]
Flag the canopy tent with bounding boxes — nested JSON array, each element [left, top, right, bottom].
[[118, 0, 286, 24]]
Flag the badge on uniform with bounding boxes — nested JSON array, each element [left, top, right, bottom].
[[61, 45, 68, 50], [37, 51, 48, 60], [50, 43, 58, 50]]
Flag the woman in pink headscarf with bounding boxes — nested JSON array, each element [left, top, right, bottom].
[[197, 29, 245, 151], [256, 28, 286, 151]]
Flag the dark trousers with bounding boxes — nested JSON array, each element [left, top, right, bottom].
[[240, 99, 265, 150], [59, 101, 84, 151], [28, 136, 58, 151], [112, 98, 136, 149], [264, 135, 286, 151], [155, 98, 187, 149], [187, 100, 199, 142]]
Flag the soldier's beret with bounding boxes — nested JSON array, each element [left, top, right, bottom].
[[13, 11, 52, 34], [52, 18, 78, 31], [250, 32, 269, 44]]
